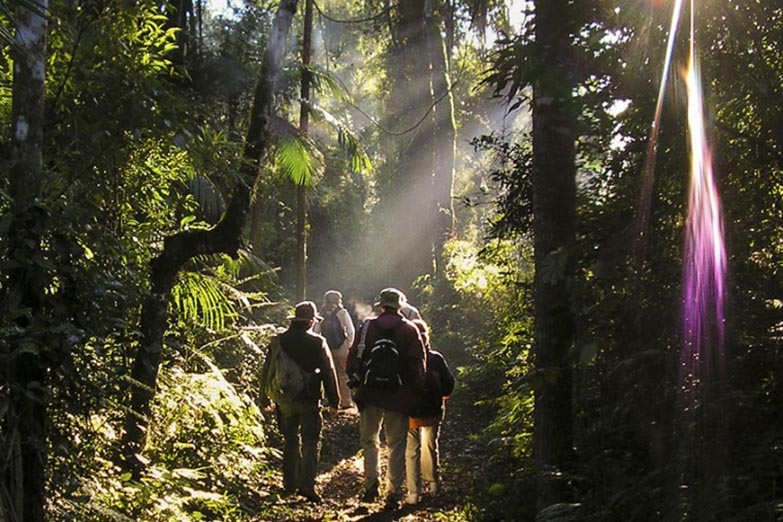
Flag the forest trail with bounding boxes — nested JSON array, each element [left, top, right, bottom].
[[254, 389, 487, 522]]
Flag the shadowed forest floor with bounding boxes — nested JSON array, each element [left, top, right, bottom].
[[252, 389, 489, 522]]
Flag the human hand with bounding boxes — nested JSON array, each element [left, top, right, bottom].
[[263, 403, 275, 414], [328, 407, 339, 417]]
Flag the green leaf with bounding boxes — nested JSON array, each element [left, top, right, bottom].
[[579, 342, 599, 365], [275, 135, 323, 186]]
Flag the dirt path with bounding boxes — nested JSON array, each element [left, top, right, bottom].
[[255, 389, 488, 521]]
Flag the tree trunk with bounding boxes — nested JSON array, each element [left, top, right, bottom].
[[373, 0, 433, 289], [165, 0, 194, 66], [3, 2, 49, 521], [531, 0, 577, 510], [295, 0, 313, 302], [121, 0, 300, 476], [424, 0, 456, 282]]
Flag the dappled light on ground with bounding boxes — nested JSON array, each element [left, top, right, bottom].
[[252, 401, 481, 521]]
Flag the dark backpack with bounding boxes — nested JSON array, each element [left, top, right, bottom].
[[321, 310, 346, 350], [360, 319, 403, 389]]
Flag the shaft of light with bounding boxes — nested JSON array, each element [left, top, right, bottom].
[[635, 0, 686, 263], [681, 52, 727, 389]]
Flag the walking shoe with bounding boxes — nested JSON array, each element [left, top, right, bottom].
[[298, 489, 322, 504], [383, 493, 401, 510], [361, 480, 379, 502], [404, 493, 419, 505]]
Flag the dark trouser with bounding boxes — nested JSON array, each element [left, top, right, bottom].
[[277, 403, 323, 494]]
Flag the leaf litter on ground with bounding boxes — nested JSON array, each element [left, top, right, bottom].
[[251, 391, 488, 522]]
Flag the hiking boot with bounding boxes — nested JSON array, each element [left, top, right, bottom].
[[298, 489, 322, 504], [383, 493, 401, 510], [361, 481, 379, 502]]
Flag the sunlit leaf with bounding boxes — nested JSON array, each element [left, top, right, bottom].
[[307, 104, 373, 173]]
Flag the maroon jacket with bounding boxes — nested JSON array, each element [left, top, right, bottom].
[[346, 309, 426, 414]]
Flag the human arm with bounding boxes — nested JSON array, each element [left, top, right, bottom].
[[434, 351, 456, 397], [346, 319, 370, 386], [338, 308, 355, 349], [319, 338, 341, 409]]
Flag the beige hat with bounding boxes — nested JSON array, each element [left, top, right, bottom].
[[288, 301, 323, 322]]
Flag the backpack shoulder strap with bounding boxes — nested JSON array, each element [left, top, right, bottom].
[[357, 318, 373, 360]]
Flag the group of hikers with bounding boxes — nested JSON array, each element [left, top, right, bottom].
[[258, 287, 456, 510]]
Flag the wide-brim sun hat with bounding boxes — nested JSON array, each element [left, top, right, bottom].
[[288, 300, 323, 322], [375, 287, 404, 309]]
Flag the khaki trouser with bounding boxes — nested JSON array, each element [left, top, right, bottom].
[[332, 343, 353, 408], [406, 419, 441, 496], [359, 404, 408, 496]]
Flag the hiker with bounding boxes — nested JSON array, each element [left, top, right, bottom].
[[372, 289, 421, 321], [405, 319, 456, 505], [347, 288, 426, 510], [399, 290, 422, 321], [258, 301, 340, 504], [314, 289, 356, 409]]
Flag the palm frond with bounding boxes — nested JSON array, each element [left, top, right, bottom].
[[275, 133, 324, 186], [187, 174, 225, 224], [308, 104, 373, 173], [218, 249, 279, 299], [232, 249, 279, 282], [185, 252, 276, 312], [172, 271, 237, 331], [307, 66, 353, 104]]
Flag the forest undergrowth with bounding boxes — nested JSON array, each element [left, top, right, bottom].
[[252, 386, 490, 522]]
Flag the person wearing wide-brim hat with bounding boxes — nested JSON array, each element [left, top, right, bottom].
[[347, 288, 426, 510], [259, 301, 340, 504]]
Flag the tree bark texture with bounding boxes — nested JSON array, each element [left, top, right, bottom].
[[531, 0, 577, 510], [295, 0, 314, 302], [424, 0, 456, 282], [3, 2, 49, 522], [121, 0, 300, 476]]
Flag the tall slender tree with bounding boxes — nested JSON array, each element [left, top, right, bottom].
[[425, 0, 456, 282], [531, 0, 577, 510], [295, 0, 314, 301], [3, 2, 49, 520]]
